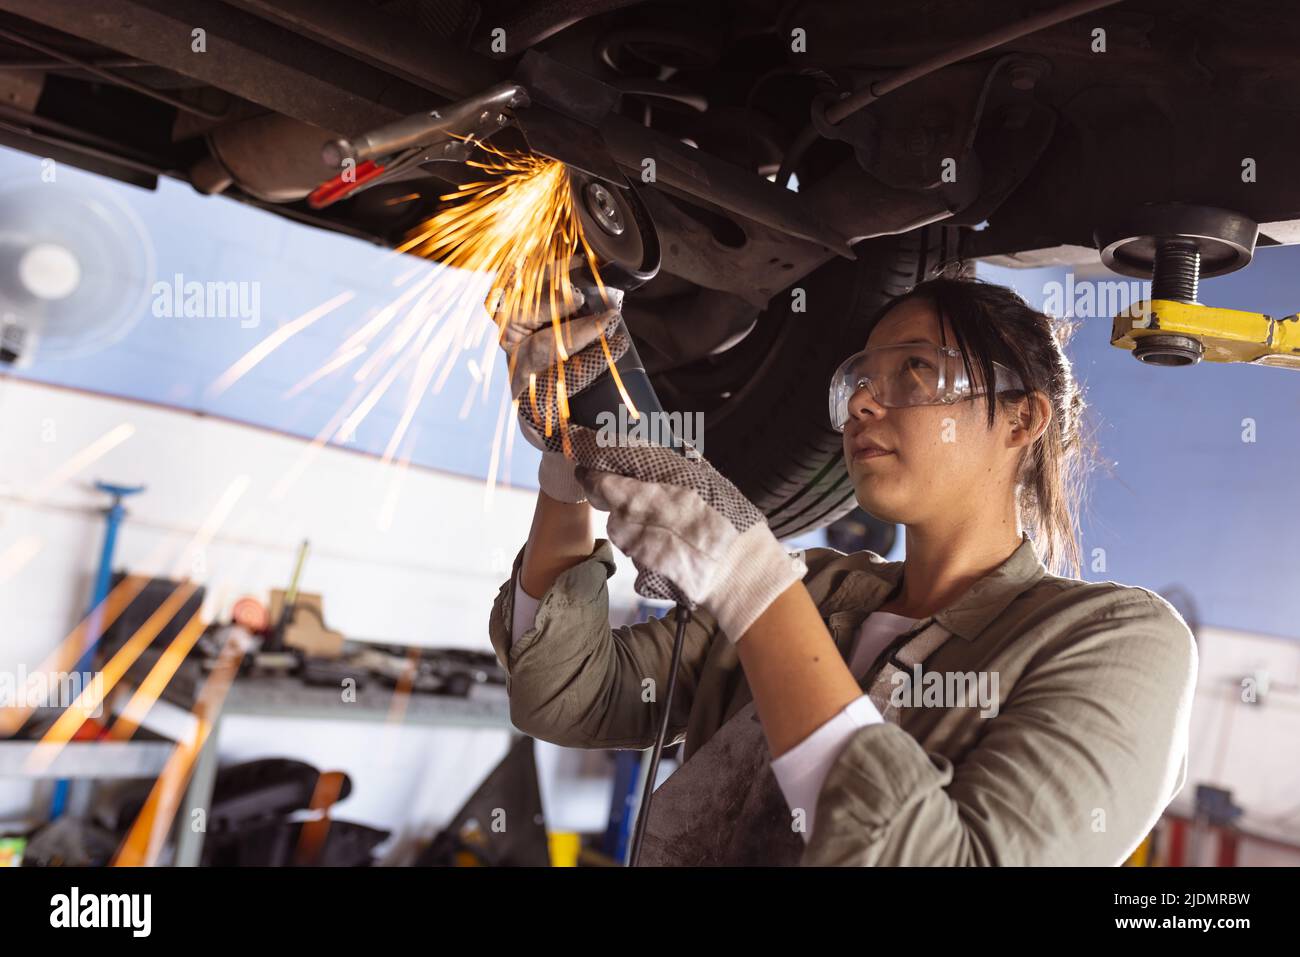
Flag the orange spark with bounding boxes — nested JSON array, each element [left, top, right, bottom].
[[28, 423, 135, 501], [398, 146, 611, 441], [104, 610, 206, 741], [0, 535, 42, 583], [112, 628, 247, 866], [207, 143, 617, 512], [207, 290, 356, 398]]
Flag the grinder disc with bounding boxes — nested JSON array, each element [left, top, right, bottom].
[[568, 169, 659, 290]]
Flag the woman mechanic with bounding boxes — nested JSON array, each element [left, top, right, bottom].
[[487, 276, 1198, 866]]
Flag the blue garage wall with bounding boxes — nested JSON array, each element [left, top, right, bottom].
[[2, 147, 539, 489], [5, 146, 1298, 638], [980, 255, 1300, 640]]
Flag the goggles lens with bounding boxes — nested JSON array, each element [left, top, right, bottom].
[[828, 343, 1023, 431]]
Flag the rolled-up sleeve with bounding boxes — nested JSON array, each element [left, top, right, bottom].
[[487, 537, 721, 750], [801, 590, 1198, 866], [771, 695, 882, 842], [510, 578, 543, 645]]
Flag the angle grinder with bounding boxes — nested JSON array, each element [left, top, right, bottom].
[[536, 166, 694, 867]]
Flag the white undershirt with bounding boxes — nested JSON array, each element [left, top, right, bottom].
[[509, 578, 916, 841], [769, 610, 917, 841], [511, 576, 544, 645]]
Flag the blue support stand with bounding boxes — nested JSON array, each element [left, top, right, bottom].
[[48, 480, 145, 820], [602, 599, 670, 863]]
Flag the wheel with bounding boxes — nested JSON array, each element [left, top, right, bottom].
[[651, 225, 962, 539]]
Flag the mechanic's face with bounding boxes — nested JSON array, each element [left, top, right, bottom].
[[841, 297, 1014, 528]]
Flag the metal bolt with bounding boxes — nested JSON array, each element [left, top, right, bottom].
[[1008, 64, 1041, 91], [1152, 240, 1201, 303], [321, 139, 352, 167], [584, 182, 625, 236]]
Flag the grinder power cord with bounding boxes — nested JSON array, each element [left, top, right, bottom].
[[570, 424, 807, 866], [491, 217, 709, 867], [493, 242, 805, 863]]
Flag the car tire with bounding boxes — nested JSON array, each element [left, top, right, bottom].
[[652, 224, 963, 539]]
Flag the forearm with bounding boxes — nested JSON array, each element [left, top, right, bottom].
[[520, 489, 596, 598], [490, 535, 720, 750], [735, 581, 864, 758]]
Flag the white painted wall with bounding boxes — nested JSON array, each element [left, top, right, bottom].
[[0, 377, 644, 658], [1177, 623, 1300, 860], [0, 376, 653, 848]]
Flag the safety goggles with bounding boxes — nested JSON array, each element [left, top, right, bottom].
[[829, 342, 1025, 432]]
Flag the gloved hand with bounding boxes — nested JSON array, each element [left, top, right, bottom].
[[493, 285, 627, 505], [566, 426, 808, 643], [536, 445, 588, 504]]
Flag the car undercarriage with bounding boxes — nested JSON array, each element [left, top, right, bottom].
[[3, 0, 1298, 535]]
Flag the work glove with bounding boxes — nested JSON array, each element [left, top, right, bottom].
[[493, 284, 628, 505], [566, 426, 808, 643]]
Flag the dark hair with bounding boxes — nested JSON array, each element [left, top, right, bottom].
[[869, 276, 1091, 578]]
